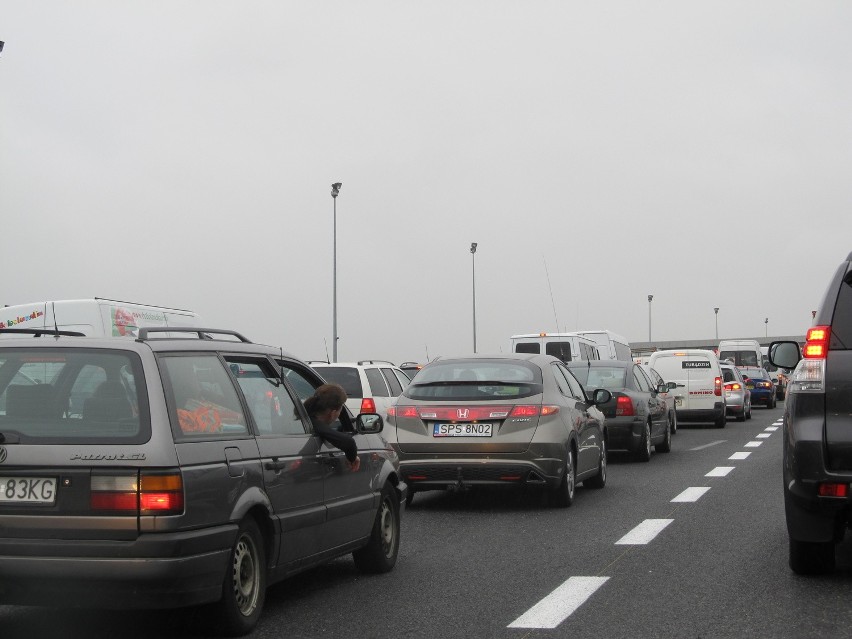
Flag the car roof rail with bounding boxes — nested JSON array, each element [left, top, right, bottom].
[[0, 327, 86, 337], [357, 359, 396, 366], [136, 327, 252, 342], [400, 361, 421, 366], [306, 360, 331, 364]]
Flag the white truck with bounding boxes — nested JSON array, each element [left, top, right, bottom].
[[510, 332, 602, 362], [0, 298, 201, 338]]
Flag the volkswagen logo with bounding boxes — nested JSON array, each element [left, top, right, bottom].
[[0, 447, 7, 464]]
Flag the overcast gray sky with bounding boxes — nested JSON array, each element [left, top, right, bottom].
[[1, 2, 850, 364]]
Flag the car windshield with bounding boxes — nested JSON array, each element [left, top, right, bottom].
[[568, 366, 627, 390], [405, 360, 542, 400]]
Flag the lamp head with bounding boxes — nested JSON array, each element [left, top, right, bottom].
[[714, 307, 719, 314], [331, 182, 342, 198], [648, 295, 653, 302], [470, 242, 477, 254]]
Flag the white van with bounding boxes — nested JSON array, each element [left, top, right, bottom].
[[575, 330, 632, 361], [510, 332, 601, 362], [717, 339, 764, 369], [0, 298, 200, 338], [648, 349, 727, 428]]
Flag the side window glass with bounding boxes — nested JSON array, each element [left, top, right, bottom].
[[633, 366, 652, 392], [278, 362, 320, 401], [393, 369, 411, 389], [162, 355, 248, 437], [561, 366, 585, 399], [552, 364, 582, 400], [365, 368, 390, 397], [227, 358, 307, 436], [381, 368, 403, 396]]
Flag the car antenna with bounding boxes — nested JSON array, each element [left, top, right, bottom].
[[425, 344, 430, 361], [323, 338, 330, 364], [51, 301, 59, 337]]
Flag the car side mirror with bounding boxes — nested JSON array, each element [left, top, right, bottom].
[[355, 413, 383, 434], [769, 341, 801, 370], [591, 388, 612, 405], [657, 383, 668, 394], [667, 381, 677, 390]]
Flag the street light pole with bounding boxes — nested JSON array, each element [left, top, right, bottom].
[[714, 307, 719, 340], [765, 317, 769, 338], [331, 182, 342, 362], [647, 295, 653, 342], [471, 243, 478, 353]]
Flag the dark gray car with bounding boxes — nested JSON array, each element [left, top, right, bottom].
[[386, 354, 611, 507], [0, 327, 405, 635], [769, 250, 852, 575]]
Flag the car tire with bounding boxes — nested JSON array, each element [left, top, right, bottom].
[[656, 419, 672, 453], [714, 412, 727, 428], [789, 537, 836, 575], [746, 401, 752, 420], [736, 409, 746, 422], [214, 518, 266, 637], [671, 411, 678, 434], [353, 483, 400, 573], [549, 448, 576, 507], [585, 439, 607, 489], [635, 422, 652, 462], [405, 489, 415, 507]]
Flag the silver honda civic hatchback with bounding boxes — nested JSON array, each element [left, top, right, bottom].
[[386, 354, 611, 507]]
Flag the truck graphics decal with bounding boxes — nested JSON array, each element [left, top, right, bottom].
[[0, 310, 44, 329]]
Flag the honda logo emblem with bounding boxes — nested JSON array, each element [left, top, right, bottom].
[[457, 409, 469, 419]]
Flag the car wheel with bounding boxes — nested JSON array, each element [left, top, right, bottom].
[[789, 537, 836, 575], [585, 439, 607, 489], [550, 448, 576, 507], [353, 483, 400, 573], [671, 411, 678, 434], [635, 422, 652, 462], [714, 412, 727, 428], [656, 419, 672, 453], [746, 401, 752, 420], [214, 518, 266, 637], [736, 408, 746, 422], [405, 489, 415, 507]]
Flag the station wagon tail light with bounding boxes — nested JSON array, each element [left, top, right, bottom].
[[360, 398, 377, 413], [91, 471, 183, 515], [804, 326, 830, 359], [818, 482, 848, 498], [714, 377, 722, 396], [616, 396, 634, 416]]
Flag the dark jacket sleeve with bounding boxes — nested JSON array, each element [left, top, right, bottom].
[[311, 418, 358, 462]]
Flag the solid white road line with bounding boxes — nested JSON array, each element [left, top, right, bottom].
[[730, 452, 751, 460], [672, 487, 711, 502], [615, 519, 674, 545], [507, 576, 610, 629], [690, 440, 727, 451], [706, 466, 735, 477], [745, 441, 763, 448], [756, 433, 771, 439]]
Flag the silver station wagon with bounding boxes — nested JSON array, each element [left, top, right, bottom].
[[0, 327, 405, 636], [386, 354, 611, 507]]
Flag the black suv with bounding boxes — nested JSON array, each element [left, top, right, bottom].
[[769, 251, 852, 574], [0, 327, 405, 635]]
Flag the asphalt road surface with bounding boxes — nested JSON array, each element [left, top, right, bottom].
[[3, 404, 852, 639]]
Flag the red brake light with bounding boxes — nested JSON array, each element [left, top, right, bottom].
[[388, 406, 418, 418], [510, 405, 540, 417], [714, 376, 722, 396], [616, 395, 634, 416], [818, 483, 848, 498], [804, 325, 830, 359], [724, 382, 741, 391], [90, 472, 184, 514], [360, 398, 377, 413]]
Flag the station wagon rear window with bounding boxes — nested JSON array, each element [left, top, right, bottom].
[[0, 349, 148, 443]]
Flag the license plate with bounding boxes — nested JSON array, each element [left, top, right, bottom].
[[0, 477, 58, 504], [746, 384, 754, 389], [675, 397, 683, 408], [433, 423, 493, 437]]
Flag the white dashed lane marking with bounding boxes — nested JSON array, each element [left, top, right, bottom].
[[765, 426, 779, 431], [672, 487, 711, 502], [756, 433, 771, 439], [507, 576, 609, 629], [615, 519, 674, 545], [744, 441, 763, 448], [706, 466, 735, 477], [690, 440, 726, 451], [730, 452, 751, 460]]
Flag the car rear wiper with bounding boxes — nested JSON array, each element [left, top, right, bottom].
[[0, 432, 21, 444], [413, 380, 519, 386]]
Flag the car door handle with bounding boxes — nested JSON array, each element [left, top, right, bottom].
[[264, 459, 288, 471]]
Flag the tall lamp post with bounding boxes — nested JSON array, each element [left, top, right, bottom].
[[647, 295, 653, 341], [765, 317, 769, 338], [331, 182, 342, 362], [714, 307, 719, 340], [471, 243, 478, 353]]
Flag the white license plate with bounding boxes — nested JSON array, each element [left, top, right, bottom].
[[675, 397, 684, 408], [0, 477, 58, 504], [433, 423, 493, 437]]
